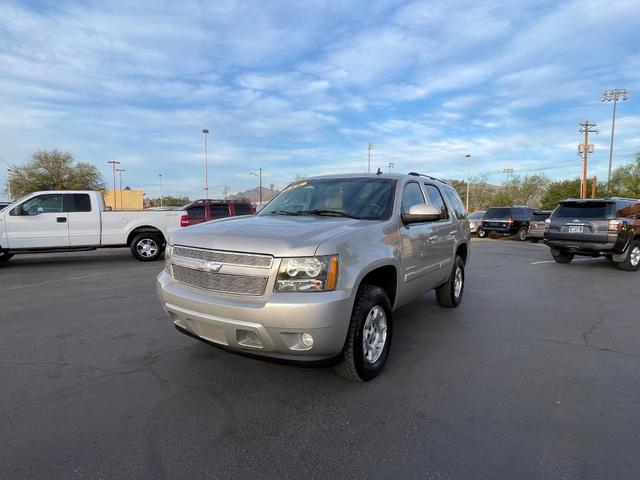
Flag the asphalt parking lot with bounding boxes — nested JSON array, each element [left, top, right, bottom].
[[1, 239, 639, 479]]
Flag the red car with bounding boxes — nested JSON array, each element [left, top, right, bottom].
[[182, 199, 255, 226]]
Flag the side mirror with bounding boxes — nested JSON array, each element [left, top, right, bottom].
[[402, 204, 442, 224]]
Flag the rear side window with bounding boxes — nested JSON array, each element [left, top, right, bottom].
[[485, 207, 511, 219], [233, 204, 253, 215], [210, 204, 230, 219], [65, 194, 92, 212], [442, 186, 467, 219], [401, 182, 425, 213], [187, 205, 205, 218], [424, 184, 449, 219], [616, 200, 640, 218], [555, 202, 612, 218]]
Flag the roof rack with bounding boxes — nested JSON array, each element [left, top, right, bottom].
[[407, 172, 449, 184]]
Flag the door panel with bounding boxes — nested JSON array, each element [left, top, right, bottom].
[[424, 184, 456, 283], [5, 194, 69, 248]]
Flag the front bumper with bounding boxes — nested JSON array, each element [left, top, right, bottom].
[[156, 270, 354, 361]]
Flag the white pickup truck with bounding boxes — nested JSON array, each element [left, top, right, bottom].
[[0, 190, 188, 263]]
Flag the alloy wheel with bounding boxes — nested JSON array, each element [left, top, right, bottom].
[[362, 306, 388, 364]]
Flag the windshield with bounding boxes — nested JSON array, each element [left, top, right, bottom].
[[555, 202, 612, 218], [259, 178, 397, 220], [485, 207, 511, 219]]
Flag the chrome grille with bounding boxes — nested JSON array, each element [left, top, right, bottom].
[[173, 265, 268, 296], [173, 246, 272, 268]]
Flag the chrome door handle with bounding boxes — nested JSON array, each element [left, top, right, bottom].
[[449, 231, 457, 236], [428, 235, 438, 242]]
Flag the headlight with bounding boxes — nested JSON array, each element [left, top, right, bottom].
[[275, 255, 338, 292], [164, 244, 173, 274]]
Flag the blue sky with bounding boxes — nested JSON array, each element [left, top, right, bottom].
[[0, 0, 639, 199]]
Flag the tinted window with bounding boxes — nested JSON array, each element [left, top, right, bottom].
[[187, 205, 205, 218], [401, 182, 425, 213], [65, 194, 92, 212], [555, 202, 612, 218], [616, 200, 639, 218], [531, 212, 550, 221], [424, 185, 449, 219], [511, 208, 532, 219], [485, 207, 512, 219], [234, 204, 253, 215], [210, 204, 230, 218], [468, 211, 484, 220], [442, 186, 467, 219], [13, 194, 64, 215]]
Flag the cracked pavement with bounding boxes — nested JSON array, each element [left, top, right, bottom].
[[1, 240, 639, 479]]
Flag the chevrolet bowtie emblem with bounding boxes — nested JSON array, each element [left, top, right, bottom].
[[203, 261, 222, 272]]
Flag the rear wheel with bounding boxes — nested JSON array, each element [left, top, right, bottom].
[[130, 233, 164, 262], [477, 228, 486, 238], [516, 227, 528, 241], [436, 256, 465, 308], [335, 285, 393, 382], [616, 240, 640, 272], [552, 251, 574, 264], [530, 238, 540, 243], [489, 231, 499, 239], [0, 251, 13, 263]]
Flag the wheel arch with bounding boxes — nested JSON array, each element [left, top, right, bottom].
[[127, 226, 166, 247], [355, 263, 399, 309]]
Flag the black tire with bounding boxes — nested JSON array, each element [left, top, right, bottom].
[[477, 228, 486, 238], [0, 251, 13, 263], [516, 227, 528, 241], [616, 240, 640, 272], [552, 251, 574, 264], [130, 233, 164, 262], [436, 256, 465, 308], [530, 238, 540, 243], [489, 231, 499, 239], [335, 285, 393, 382]]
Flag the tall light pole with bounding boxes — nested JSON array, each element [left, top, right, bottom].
[[202, 128, 210, 200], [251, 168, 263, 205], [601, 89, 629, 187], [6, 168, 12, 201], [158, 174, 163, 207], [107, 160, 120, 210], [465, 154, 471, 211], [368, 143, 374, 173], [388, 162, 394, 173], [116, 168, 126, 209]]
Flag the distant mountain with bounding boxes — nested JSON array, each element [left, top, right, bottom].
[[230, 186, 279, 204]]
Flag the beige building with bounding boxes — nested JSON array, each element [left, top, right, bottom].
[[103, 189, 144, 211]]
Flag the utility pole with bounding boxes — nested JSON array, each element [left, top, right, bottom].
[[368, 143, 374, 173], [223, 185, 229, 200], [387, 162, 394, 173], [116, 168, 125, 209], [6, 168, 12, 201], [251, 168, 263, 205], [578, 121, 598, 199], [202, 128, 210, 200], [107, 160, 120, 210], [270, 183, 275, 201], [591, 176, 597, 198], [465, 154, 471, 211], [158, 174, 163, 207], [601, 89, 629, 187]]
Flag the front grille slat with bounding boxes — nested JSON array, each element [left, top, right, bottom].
[[173, 246, 272, 268], [173, 265, 268, 296]]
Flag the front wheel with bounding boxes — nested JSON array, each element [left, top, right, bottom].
[[516, 227, 528, 241], [130, 233, 164, 262], [616, 240, 640, 272], [335, 285, 393, 382], [436, 256, 465, 308], [0, 251, 14, 263]]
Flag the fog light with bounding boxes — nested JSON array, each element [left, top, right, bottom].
[[301, 333, 314, 348], [236, 330, 263, 348]]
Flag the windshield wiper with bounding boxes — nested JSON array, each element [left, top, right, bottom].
[[268, 210, 301, 216], [296, 209, 361, 219]]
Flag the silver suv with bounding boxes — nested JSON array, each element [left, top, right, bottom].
[[157, 173, 471, 381]]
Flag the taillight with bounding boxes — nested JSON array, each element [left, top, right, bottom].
[[180, 214, 189, 227], [506, 218, 513, 225], [608, 219, 622, 232]]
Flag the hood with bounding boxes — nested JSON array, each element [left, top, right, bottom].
[[169, 215, 367, 257]]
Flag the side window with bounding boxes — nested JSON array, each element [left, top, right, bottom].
[[442, 187, 467, 219], [424, 185, 449, 220], [210, 204, 230, 219], [12, 194, 64, 216], [401, 182, 425, 213], [65, 194, 92, 213], [234, 204, 253, 215], [187, 205, 205, 218]]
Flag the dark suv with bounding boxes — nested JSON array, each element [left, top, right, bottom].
[[480, 206, 535, 241], [182, 199, 255, 226], [544, 198, 640, 271]]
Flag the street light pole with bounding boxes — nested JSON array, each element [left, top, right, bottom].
[[465, 154, 471, 211], [107, 160, 120, 210], [601, 89, 629, 187], [158, 174, 163, 207], [368, 143, 374, 173], [6, 168, 12, 201], [202, 128, 210, 200], [116, 168, 125, 209]]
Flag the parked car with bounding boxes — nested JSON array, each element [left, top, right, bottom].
[[527, 210, 552, 242], [544, 197, 640, 271], [182, 199, 255, 226], [480, 206, 535, 240], [0, 190, 187, 263], [157, 173, 471, 381], [467, 211, 485, 236]]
